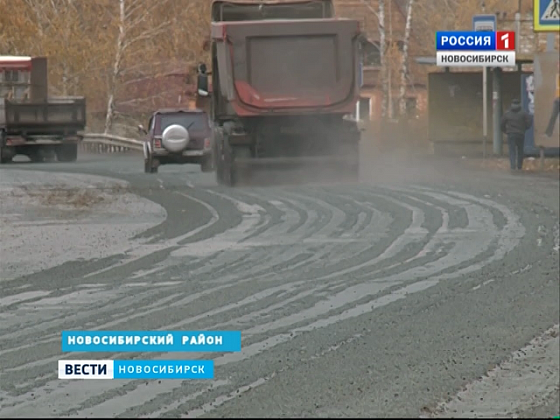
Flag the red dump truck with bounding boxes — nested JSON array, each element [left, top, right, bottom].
[[0, 56, 86, 163], [196, 0, 363, 186]]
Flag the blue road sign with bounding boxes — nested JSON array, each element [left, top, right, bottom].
[[472, 14, 497, 32]]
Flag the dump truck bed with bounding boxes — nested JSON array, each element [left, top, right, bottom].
[[211, 0, 335, 21], [0, 97, 86, 136], [211, 18, 360, 115]]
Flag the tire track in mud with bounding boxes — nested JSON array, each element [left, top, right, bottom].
[[63, 185, 528, 415], [1, 186, 386, 359], [181, 187, 389, 286], [0, 171, 534, 418], [0, 187, 484, 368]]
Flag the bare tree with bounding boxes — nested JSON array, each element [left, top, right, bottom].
[[361, 0, 388, 119], [1, 0, 209, 132], [104, 0, 125, 133], [104, 0, 171, 134], [398, 0, 414, 118]]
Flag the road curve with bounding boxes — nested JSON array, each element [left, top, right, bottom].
[[0, 153, 558, 418]]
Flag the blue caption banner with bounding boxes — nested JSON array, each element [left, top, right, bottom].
[[436, 31, 496, 50], [114, 360, 214, 379], [58, 359, 214, 379], [61, 330, 242, 352]]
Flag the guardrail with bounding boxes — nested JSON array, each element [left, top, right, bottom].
[[80, 133, 143, 154]]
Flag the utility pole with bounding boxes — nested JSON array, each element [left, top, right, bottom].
[[388, 0, 393, 119], [481, 1, 488, 158]]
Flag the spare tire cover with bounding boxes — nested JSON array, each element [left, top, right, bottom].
[[162, 124, 189, 153]]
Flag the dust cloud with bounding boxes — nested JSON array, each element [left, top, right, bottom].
[[233, 120, 445, 188], [359, 122, 439, 184], [224, 119, 558, 189]]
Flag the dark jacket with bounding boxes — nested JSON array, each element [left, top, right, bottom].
[[501, 100, 532, 136]]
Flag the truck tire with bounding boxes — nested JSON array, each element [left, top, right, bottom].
[[145, 161, 158, 173], [220, 122, 250, 187], [222, 140, 234, 186], [0, 132, 10, 163], [144, 153, 153, 173], [28, 150, 44, 163], [0, 148, 12, 164], [229, 146, 251, 187], [221, 145, 251, 187], [200, 156, 214, 173], [56, 144, 78, 162], [214, 128, 226, 185], [144, 157, 158, 173]]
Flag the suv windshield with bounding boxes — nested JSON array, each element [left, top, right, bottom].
[[158, 113, 209, 134]]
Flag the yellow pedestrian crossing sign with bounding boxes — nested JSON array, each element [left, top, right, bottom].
[[534, 0, 560, 32]]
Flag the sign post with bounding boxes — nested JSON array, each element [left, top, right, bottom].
[[533, 1, 559, 156], [473, 14, 497, 158], [356, 59, 363, 121]]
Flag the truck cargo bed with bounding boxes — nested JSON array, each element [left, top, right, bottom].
[[0, 98, 86, 136]]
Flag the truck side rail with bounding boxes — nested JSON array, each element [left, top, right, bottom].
[[3, 99, 86, 135], [211, 0, 334, 21], [80, 133, 144, 154]]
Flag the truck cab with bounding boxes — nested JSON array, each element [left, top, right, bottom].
[[140, 108, 214, 173], [0, 56, 32, 100]]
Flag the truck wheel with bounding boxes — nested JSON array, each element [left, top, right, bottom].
[[56, 144, 78, 162], [200, 155, 214, 173], [0, 132, 8, 163], [0, 147, 12, 164], [152, 158, 160, 173], [215, 129, 226, 185], [222, 142, 234, 186], [144, 154, 158, 173], [145, 160, 158, 173], [28, 150, 44, 163], [228, 146, 251, 187], [144, 157, 152, 173], [216, 159, 225, 184]]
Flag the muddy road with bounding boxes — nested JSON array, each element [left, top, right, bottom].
[[0, 152, 558, 418]]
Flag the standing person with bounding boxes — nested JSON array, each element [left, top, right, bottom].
[[501, 99, 533, 171], [545, 61, 560, 138]]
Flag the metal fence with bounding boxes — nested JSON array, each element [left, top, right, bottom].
[[80, 133, 143, 154]]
